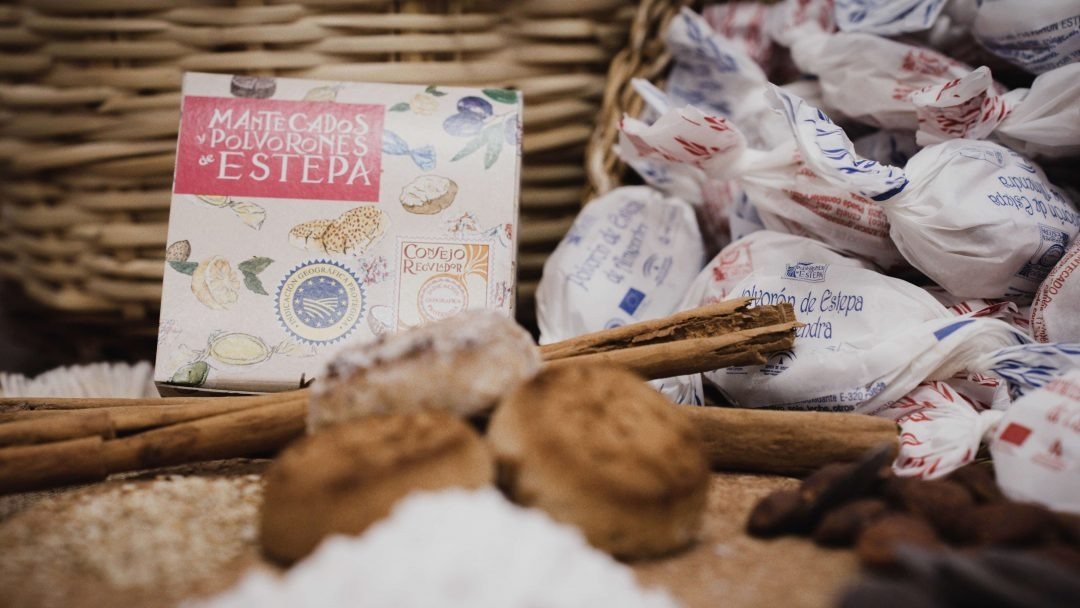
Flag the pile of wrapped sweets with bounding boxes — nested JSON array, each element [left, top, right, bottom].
[[537, 0, 1080, 508]]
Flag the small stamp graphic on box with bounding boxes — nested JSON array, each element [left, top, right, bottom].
[[276, 260, 366, 345], [398, 240, 490, 327]]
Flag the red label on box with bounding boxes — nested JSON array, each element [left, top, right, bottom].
[[174, 96, 384, 202]]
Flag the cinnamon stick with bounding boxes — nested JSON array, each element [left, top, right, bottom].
[[0, 399, 307, 495], [97, 397, 306, 475], [0, 389, 305, 414], [0, 395, 209, 413], [0, 436, 108, 494], [546, 322, 799, 380], [684, 407, 899, 476], [540, 299, 796, 360], [0, 411, 115, 448], [0, 396, 899, 494], [0, 394, 304, 446], [0, 389, 302, 422]]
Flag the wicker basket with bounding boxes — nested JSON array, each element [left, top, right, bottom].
[[0, 0, 635, 333], [586, 0, 701, 199]]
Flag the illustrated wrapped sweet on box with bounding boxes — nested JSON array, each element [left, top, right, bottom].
[[156, 73, 523, 394]]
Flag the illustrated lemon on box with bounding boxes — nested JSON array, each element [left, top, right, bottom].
[[168, 245, 274, 308], [191, 255, 241, 310]]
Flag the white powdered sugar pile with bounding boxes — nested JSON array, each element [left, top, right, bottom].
[[193, 488, 681, 608]]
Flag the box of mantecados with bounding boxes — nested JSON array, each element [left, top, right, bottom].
[[155, 73, 522, 393]]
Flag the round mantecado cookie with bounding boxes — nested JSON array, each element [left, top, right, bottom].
[[309, 310, 542, 430], [259, 410, 493, 563], [400, 175, 459, 215], [487, 364, 710, 559]]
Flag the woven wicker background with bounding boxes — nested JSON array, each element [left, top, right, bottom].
[[0, 0, 635, 361], [587, 0, 700, 199]]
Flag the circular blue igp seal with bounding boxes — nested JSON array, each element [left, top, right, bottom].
[[276, 260, 365, 345]]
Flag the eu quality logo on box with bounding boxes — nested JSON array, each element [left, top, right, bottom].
[[156, 73, 522, 394], [174, 96, 385, 202]]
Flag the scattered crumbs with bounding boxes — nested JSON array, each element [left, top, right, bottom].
[[713, 543, 736, 557], [0, 475, 264, 607]]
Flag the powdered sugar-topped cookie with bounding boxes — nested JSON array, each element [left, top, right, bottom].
[[309, 310, 541, 429]]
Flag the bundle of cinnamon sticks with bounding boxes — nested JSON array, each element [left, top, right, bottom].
[[0, 300, 897, 494]]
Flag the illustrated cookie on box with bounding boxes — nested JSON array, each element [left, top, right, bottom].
[[288, 206, 389, 257], [400, 175, 458, 215], [230, 75, 276, 99]]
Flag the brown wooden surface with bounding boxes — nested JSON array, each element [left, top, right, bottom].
[[0, 467, 859, 608], [634, 473, 858, 608]]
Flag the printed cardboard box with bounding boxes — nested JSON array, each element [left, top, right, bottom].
[[156, 73, 521, 393]]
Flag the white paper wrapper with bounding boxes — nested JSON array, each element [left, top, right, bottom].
[[912, 64, 1080, 158], [702, 2, 775, 72], [924, 285, 1034, 338], [670, 230, 871, 409], [834, 0, 949, 36], [765, 0, 836, 49], [536, 186, 705, 344], [1031, 238, 1080, 344], [619, 100, 907, 271], [535, 186, 706, 404], [651, 374, 705, 408], [830, 0, 1080, 77], [698, 180, 767, 252], [990, 368, 1080, 514], [973, 0, 1080, 74], [770, 86, 1080, 301], [707, 263, 951, 411], [680, 230, 873, 309], [788, 31, 973, 130], [882, 380, 1004, 479], [852, 130, 921, 167], [664, 8, 791, 149], [711, 293, 1080, 416], [779, 78, 850, 123]]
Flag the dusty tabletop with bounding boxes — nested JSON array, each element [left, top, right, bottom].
[[0, 466, 857, 608]]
